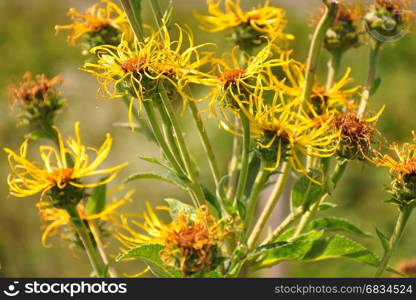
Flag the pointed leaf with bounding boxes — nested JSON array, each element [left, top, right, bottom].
[[116, 244, 182, 278], [318, 202, 338, 211], [303, 235, 380, 267], [375, 228, 390, 251], [86, 178, 108, 215], [165, 199, 196, 220], [124, 172, 190, 191], [290, 172, 323, 212], [305, 217, 371, 237]]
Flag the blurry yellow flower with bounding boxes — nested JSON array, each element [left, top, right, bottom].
[[273, 53, 361, 113], [37, 193, 131, 248], [4, 122, 127, 198], [196, 0, 293, 50], [201, 43, 288, 118], [117, 203, 230, 276], [55, 0, 131, 46], [375, 132, 416, 184]]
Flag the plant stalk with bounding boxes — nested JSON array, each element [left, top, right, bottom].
[[358, 40, 382, 117], [301, 0, 339, 104], [189, 101, 221, 186], [375, 205, 413, 277], [234, 111, 251, 203], [66, 206, 105, 277], [326, 51, 343, 90], [159, 88, 206, 206]]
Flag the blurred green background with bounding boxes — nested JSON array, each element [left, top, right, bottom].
[[0, 0, 415, 277]]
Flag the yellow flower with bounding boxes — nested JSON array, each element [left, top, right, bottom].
[[4, 122, 127, 199], [273, 53, 361, 113], [37, 190, 132, 248], [55, 0, 131, 46], [196, 0, 293, 50], [375, 132, 416, 184], [83, 24, 210, 124], [223, 90, 340, 181], [201, 42, 288, 119], [117, 203, 230, 276]]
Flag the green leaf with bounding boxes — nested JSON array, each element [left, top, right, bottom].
[[203, 271, 223, 278], [165, 198, 196, 220], [370, 77, 381, 95], [303, 235, 380, 267], [116, 244, 182, 278], [305, 218, 371, 237], [86, 178, 108, 215], [251, 241, 288, 255], [138, 155, 173, 172], [217, 175, 236, 216], [259, 230, 324, 267], [202, 185, 221, 218], [318, 202, 338, 211], [124, 172, 190, 191], [290, 173, 323, 212], [375, 228, 390, 251]]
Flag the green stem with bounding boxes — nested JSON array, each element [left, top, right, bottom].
[[247, 162, 290, 249], [189, 101, 221, 186], [326, 51, 343, 90], [261, 210, 304, 245], [153, 99, 187, 173], [358, 40, 382, 117], [66, 206, 105, 277], [375, 206, 413, 277], [159, 88, 206, 207], [234, 111, 251, 203], [148, 0, 164, 30], [142, 100, 185, 175], [294, 159, 348, 237], [301, 1, 339, 103], [227, 128, 241, 200], [120, 0, 145, 42]]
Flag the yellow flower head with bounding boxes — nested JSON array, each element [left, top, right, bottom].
[[223, 89, 340, 181], [376, 132, 416, 184], [196, 0, 294, 50], [273, 53, 361, 113], [117, 203, 230, 276], [37, 189, 132, 248], [201, 42, 288, 119], [4, 122, 127, 201], [55, 0, 131, 46], [83, 24, 210, 125]]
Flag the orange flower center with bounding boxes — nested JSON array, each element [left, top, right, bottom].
[[121, 57, 147, 73], [218, 68, 246, 85], [47, 168, 75, 185]]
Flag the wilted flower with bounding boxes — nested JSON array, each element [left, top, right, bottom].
[[333, 108, 384, 160], [8, 72, 65, 129], [117, 203, 231, 276]]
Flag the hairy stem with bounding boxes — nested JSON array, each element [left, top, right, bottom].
[[120, 0, 145, 42]]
